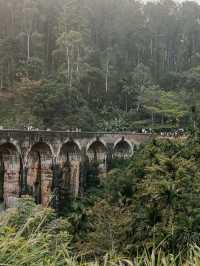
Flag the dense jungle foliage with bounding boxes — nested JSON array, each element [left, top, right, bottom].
[[2, 134, 200, 265], [1, 0, 200, 130]]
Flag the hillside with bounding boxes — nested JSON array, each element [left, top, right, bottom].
[[1, 0, 200, 130]]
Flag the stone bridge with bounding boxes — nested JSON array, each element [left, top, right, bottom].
[[0, 130, 153, 210]]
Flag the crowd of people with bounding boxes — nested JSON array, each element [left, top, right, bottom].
[[159, 129, 185, 138], [141, 128, 185, 137]]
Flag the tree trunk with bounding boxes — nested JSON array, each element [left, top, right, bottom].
[[0, 78, 3, 89], [152, 112, 154, 127], [67, 47, 70, 82], [105, 59, 109, 93], [161, 113, 164, 125], [150, 39, 153, 57], [27, 33, 31, 62], [76, 46, 80, 73], [69, 68, 73, 90], [125, 94, 128, 112], [136, 103, 140, 112]]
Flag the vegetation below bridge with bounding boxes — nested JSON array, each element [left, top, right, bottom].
[[1, 133, 200, 265]]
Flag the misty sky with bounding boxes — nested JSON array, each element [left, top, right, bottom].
[[143, 0, 200, 3]]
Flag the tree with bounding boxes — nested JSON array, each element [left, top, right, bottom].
[[54, 30, 83, 88], [0, 37, 19, 88], [20, 0, 40, 62]]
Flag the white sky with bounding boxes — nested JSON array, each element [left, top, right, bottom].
[[142, 0, 200, 3]]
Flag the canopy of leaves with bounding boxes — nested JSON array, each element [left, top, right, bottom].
[[72, 134, 200, 257]]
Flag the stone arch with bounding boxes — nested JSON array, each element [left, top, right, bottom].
[[0, 143, 21, 208], [113, 138, 133, 158], [86, 138, 107, 162], [0, 139, 21, 157], [27, 142, 53, 206], [58, 139, 81, 163], [25, 142, 54, 165], [86, 139, 108, 177]]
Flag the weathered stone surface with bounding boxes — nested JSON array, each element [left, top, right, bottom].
[[70, 161, 80, 198]]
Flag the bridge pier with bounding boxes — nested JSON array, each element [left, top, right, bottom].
[[51, 163, 63, 211], [0, 143, 21, 208], [21, 166, 28, 195], [26, 142, 53, 206]]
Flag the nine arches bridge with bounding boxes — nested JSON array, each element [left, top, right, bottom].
[[0, 129, 153, 209]]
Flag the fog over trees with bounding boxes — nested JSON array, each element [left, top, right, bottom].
[[0, 0, 200, 130], [2, 1, 200, 264]]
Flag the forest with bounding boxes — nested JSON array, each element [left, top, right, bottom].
[[1, 0, 200, 130]]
